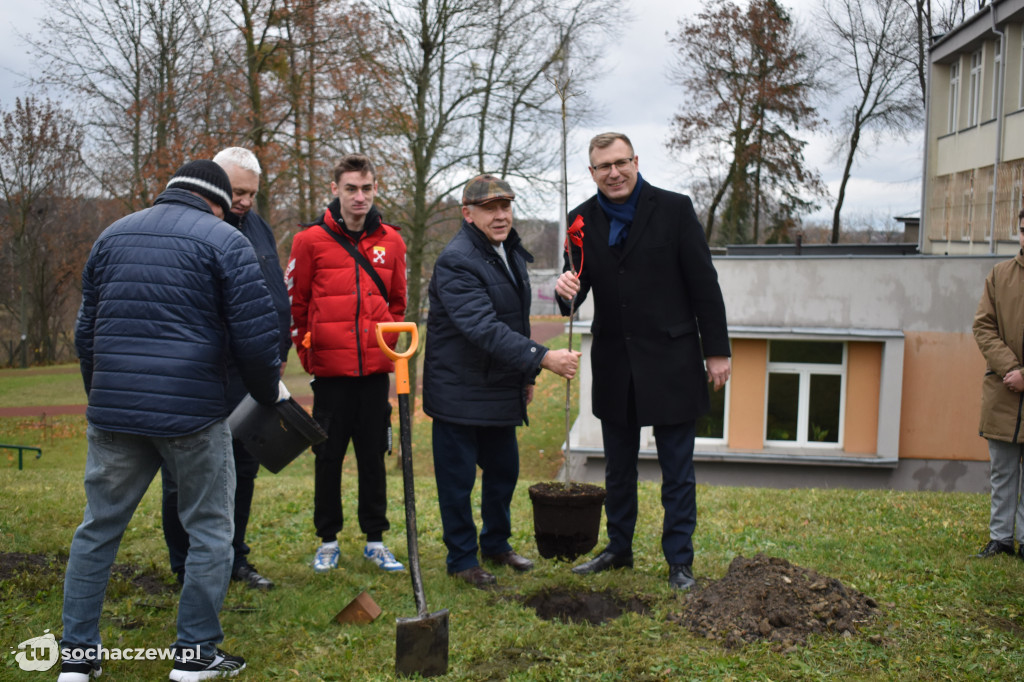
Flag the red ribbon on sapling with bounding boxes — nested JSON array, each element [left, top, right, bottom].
[[565, 214, 584, 275]]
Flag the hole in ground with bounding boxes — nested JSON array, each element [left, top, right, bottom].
[[523, 587, 650, 625]]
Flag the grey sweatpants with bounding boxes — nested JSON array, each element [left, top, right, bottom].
[[987, 439, 1024, 544]]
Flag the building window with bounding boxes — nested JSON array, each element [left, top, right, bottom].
[[968, 50, 982, 126], [992, 40, 1002, 119], [765, 340, 845, 447], [696, 382, 728, 442], [949, 61, 960, 132]]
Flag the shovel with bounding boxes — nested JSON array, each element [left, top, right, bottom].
[[375, 321, 449, 678]]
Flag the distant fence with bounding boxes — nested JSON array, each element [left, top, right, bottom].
[[530, 268, 562, 315]]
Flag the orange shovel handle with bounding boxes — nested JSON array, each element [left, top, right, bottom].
[[375, 322, 419, 395]]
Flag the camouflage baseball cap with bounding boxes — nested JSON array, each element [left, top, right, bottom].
[[462, 174, 516, 206]]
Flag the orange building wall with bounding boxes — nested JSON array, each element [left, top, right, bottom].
[[844, 342, 882, 454], [728, 338, 767, 450], [899, 331, 988, 461]]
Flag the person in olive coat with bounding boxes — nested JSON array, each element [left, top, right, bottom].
[[971, 208, 1024, 562]]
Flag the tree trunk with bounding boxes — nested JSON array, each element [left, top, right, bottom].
[[705, 161, 737, 241], [831, 127, 860, 244]]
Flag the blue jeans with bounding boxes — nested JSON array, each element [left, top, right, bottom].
[[162, 438, 261, 575], [62, 421, 235, 657], [431, 419, 519, 573]]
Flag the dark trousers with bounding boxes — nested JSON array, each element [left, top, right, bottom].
[[161, 438, 259, 574], [431, 419, 519, 573], [312, 374, 391, 542], [601, 404, 697, 566]]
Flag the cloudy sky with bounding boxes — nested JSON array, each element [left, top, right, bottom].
[[0, 0, 923, 224]]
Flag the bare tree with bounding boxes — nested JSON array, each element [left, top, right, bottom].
[[821, 0, 922, 243], [466, 0, 619, 185], [0, 98, 90, 365], [25, 0, 224, 210], [214, 0, 393, 227], [277, 0, 340, 223], [934, 0, 987, 32], [358, 0, 621, 407], [271, 0, 399, 224], [667, 0, 826, 245], [217, 0, 298, 222], [901, 0, 990, 113]]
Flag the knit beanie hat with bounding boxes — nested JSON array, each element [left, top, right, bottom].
[[166, 160, 233, 215]]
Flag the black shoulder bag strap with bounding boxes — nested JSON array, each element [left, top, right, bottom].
[[319, 224, 389, 303]]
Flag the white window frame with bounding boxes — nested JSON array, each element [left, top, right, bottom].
[[962, 172, 975, 241], [992, 40, 1002, 119], [1019, 32, 1024, 110], [984, 181, 994, 240], [764, 342, 846, 450], [1012, 166, 1023, 239], [939, 176, 951, 240], [695, 381, 729, 446], [968, 50, 982, 127], [949, 61, 960, 133]]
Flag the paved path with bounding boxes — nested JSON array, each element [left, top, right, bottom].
[[0, 317, 569, 418]]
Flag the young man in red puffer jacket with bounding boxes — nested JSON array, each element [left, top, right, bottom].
[[286, 154, 407, 575]]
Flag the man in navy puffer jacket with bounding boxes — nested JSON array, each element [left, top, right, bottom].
[[59, 161, 282, 682], [423, 174, 580, 588], [160, 147, 292, 593]]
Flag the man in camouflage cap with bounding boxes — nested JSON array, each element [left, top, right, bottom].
[[422, 174, 580, 587]]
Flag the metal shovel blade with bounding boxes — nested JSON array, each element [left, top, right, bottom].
[[395, 608, 449, 678]]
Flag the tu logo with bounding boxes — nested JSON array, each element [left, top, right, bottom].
[[11, 629, 59, 672]]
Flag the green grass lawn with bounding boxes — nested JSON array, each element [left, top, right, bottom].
[[2, 328, 1023, 680]]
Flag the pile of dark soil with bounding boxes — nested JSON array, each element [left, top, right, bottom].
[[672, 553, 879, 650]]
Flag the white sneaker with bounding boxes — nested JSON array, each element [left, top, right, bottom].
[[312, 544, 340, 573], [363, 544, 405, 571]]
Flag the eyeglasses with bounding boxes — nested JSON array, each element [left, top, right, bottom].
[[591, 157, 634, 176]]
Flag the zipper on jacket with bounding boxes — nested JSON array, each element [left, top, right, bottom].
[[354, 245, 364, 376]]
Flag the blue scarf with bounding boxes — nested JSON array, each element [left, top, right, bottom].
[[597, 173, 644, 247]]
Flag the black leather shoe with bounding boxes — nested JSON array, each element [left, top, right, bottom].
[[668, 564, 696, 591], [973, 540, 1014, 558], [482, 550, 534, 572], [1017, 545, 1024, 562], [571, 549, 633, 575], [450, 565, 497, 587], [232, 562, 274, 590]]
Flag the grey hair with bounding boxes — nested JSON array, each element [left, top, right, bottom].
[[213, 147, 262, 175], [588, 132, 634, 160]]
